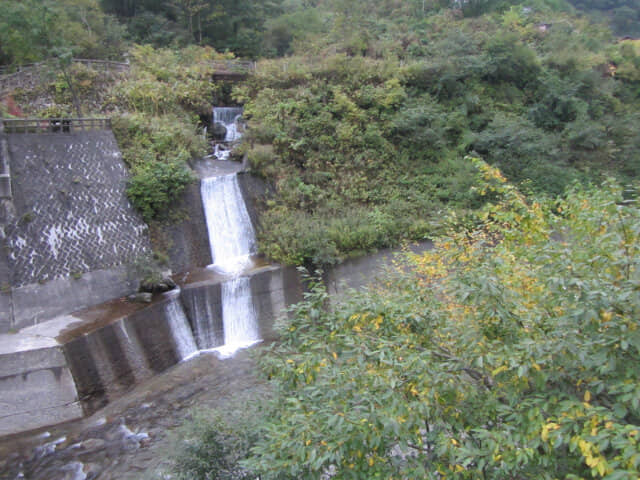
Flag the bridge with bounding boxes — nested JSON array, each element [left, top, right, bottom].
[[211, 60, 256, 80]]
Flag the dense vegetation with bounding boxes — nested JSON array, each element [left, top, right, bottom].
[[171, 161, 640, 479], [3, 0, 640, 265], [235, 2, 640, 266]]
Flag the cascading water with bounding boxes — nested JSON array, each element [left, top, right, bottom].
[[213, 107, 244, 160], [215, 277, 260, 356], [200, 105, 261, 357], [164, 295, 198, 360], [201, 174, 257, 272], [199, 174, 261, 356]]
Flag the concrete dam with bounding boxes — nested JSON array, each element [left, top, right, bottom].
[[0, 117, 303, 436]]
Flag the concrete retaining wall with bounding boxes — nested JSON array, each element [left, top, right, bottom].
[[5, 131, 150, 287], [11, 266, 137, 328], [325, 241, 433, 303], [148, 181, 212, 274], [0, 334, 83, 436], [0, 130, 151, 331]]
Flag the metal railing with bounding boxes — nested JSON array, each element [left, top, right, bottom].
[[211, 60, 256, 74], [1, 118, 111, 134], [72, 59, 129, 72]]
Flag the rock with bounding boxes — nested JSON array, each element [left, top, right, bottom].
[[229, 148, 244, 162], [211, 122, 227, 141], [83, 462, 102, 480], [128, 292, 152, 303], [138, 276, 176, 294], [80, 438, 106, 452]]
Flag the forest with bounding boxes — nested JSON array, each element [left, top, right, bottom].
[[1, 0, 640, 477]]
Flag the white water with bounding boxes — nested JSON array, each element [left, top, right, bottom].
[[213, 107, 244, 159], [164, 296, 198, 360], [201, 174, 256, 273], [213, 276, 261, 358], [200, 171, 261, 356]]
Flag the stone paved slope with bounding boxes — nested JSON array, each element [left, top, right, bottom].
[[5, 131, 150, 287]]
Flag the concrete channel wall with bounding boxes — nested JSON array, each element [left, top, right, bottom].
[[0, 265, 303, 436]]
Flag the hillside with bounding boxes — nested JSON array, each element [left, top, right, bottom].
[[3, 0, 640, 268]]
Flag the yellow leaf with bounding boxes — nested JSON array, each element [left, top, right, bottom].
[[451, 438, 459, 446], [541, 425, 550, 442], [584, 391, 592, 402], [492, 365, 508, 376]]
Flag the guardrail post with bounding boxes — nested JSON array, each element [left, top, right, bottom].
[[0, 121, 12, 199]]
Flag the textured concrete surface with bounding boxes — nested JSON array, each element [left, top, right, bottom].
[[0, 338, 82, 436], [11, 266, 137, 330], [250, 265, 302, 341], [237, 170, 270, 235], [5, 131, 150, 287], [181, 281, 224, 349], [0, 130, 152, 331], [148, 181, 212, 274]]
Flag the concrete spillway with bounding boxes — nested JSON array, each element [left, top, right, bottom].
[[200, 172, 261, 356]]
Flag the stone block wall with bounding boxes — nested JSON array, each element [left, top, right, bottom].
[[5, 131, 150, 286], [0, 130, 151, 331]]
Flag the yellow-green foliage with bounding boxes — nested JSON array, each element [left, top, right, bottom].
[[246, 161, 640, 479], [109, 45, 228, 116], [106, 45, 229, 220], [234, 3, 640, 267]]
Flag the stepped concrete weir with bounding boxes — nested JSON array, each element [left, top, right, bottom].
[[0, 264, 302, 435]]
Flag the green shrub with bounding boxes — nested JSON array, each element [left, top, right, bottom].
[[127, 161, 194, 222], [170, 391, 277, 480]]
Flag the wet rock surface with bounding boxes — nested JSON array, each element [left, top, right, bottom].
[[0, 349, 266, 480]]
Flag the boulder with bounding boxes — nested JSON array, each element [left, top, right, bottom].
[[138, 276, 176, 294], [211, 122, 227, 141]]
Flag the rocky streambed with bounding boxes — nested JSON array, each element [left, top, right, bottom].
[[0, 349, 267, 480]]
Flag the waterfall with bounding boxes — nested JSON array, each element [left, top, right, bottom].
[[201, 174, 256, 273], [164, 295, 198, 360], [200, 171, 261, 356], [213, 107, 244, 159], [215, 277, 261, 357]]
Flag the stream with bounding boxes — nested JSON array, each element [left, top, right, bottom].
[[0, 349, 266, 480]]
